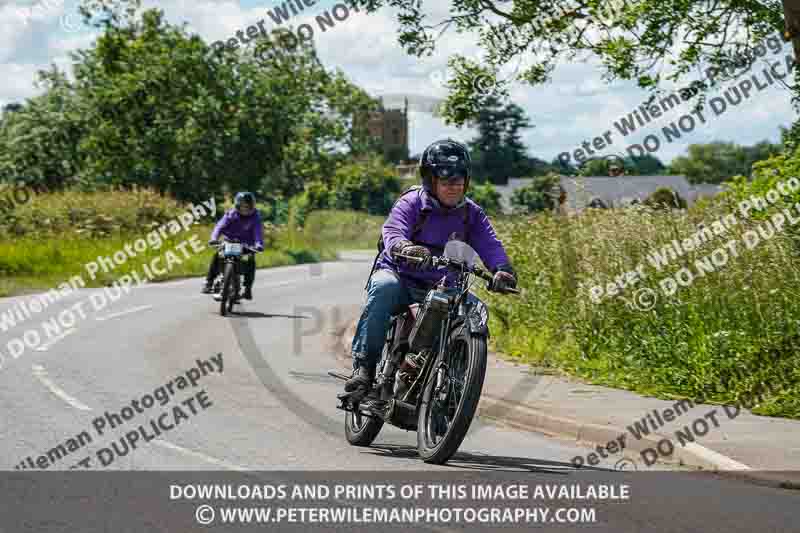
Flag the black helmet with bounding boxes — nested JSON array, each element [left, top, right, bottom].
[[419, 139, 472, 192], [234, 191, 255, 208]]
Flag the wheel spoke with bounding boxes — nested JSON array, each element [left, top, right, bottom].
[[425, 338, 471, 448]]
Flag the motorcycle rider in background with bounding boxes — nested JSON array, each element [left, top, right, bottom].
[[343, 139, 517, 401], [202, 191, 264, 300]]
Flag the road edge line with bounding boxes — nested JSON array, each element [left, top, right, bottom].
[[333, 317, 800, 489]]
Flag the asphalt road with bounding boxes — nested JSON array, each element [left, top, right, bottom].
[[1, 255, 798, 532]]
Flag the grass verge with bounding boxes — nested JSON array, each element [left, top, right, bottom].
[[479, 156, 800, 419], [0, 188, 383, 297]]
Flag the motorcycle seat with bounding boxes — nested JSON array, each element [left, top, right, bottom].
[[391, 303, 419, 318]]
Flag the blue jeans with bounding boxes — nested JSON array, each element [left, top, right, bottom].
[[350, 269, 429, 371]]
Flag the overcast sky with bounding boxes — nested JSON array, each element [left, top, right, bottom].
[[1, 0, 797, 164]]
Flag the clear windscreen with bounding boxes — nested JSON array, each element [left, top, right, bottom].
[[444, 240, 478, 267]]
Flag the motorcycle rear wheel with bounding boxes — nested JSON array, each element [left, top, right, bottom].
[[344, 339, 392, 446], [344, 402, 384, 446]]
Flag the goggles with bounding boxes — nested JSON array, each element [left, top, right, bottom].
[[433, 166, 467, 185]]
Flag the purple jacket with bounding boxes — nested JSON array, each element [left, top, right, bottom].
[[375, 188, 510, 289], [210, 208, 264, 248]]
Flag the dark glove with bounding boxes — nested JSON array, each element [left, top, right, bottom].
[[391, 240, 432, 270], [491, 264, 517, 292], [253, 243, 264, 252], [208, 239, 220, 247]]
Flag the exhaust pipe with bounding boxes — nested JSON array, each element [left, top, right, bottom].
[[385, 399, 418, 430]]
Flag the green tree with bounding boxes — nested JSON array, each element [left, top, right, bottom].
[[1, 103, 22, 115], [468, 182, 503, 215], [0, 0, 375, 202], [0, 69, 86, 189], [468, 95, 535, 184], [668, 141, 783, 183], [780, 120, 800, 150], [579, 158, 614, 176], [629, 155, 667, 175], [528, 156, 561, 176], [644, 187, 687, 209], [570, 153, 664, 176], [351, 0, 795, 126], [510, 174, 560, 214], [297, 156, 402, 218]]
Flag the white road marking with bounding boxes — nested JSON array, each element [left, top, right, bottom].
[[153, 440, 247, 471], [153, 439, 448, 533], [34, 328, 77, 351], [28, 365, 245, 471], [32, 364, 92, 411], [96, 305, 153, 321]]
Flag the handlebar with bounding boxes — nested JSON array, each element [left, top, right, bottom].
[[209, 239, 259, 253], [396, 253, 520, 295]]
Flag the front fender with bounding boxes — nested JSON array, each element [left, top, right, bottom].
[[466, 313, 489, 337], [463, 292, 490, 338]]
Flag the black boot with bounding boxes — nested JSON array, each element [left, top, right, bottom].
[[242, 286, 253, 300], [344, 365, 374, 393], [201, 281, 213, 294]]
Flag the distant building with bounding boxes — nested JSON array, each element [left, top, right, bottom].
[[689, 183, 726, 203], [395, 163, 418, 179], [354, 96, 409, 163], [559, 175, 694, 212], [494, 175, 726, 214]]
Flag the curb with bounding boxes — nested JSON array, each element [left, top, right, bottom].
[[336, 317, 800, 489], [476, 394, 750, 472]]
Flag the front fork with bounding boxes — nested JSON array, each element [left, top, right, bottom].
[[432, 314, 452, 403], [376, 319, 400, 397]]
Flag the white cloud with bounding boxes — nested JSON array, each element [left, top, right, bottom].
[[1, 0, 796, 165], [0, 62, 45, 103]]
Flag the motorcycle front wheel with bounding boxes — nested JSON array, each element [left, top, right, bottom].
[[220, 262, 235, 316], [417, 326, 487, 464]]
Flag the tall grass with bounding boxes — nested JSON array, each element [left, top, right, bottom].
[[481, 170, 800, 419], [0, 189, 383, 296]]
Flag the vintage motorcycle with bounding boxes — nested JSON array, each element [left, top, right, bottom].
[[330, 240, 519, 464], [208, 237, 256, 316]]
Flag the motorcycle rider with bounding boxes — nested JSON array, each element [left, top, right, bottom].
[[343, 139, 517, 401], [202, 191, 264, 300]]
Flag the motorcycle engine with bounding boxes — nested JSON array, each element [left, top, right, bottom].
[[393, 350, 430, 399]]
